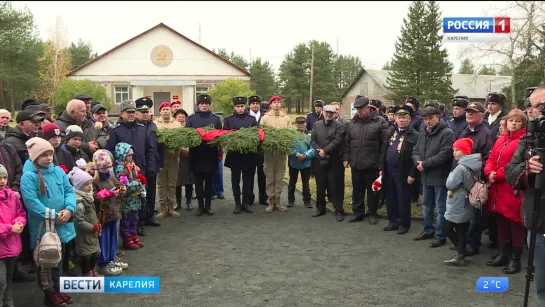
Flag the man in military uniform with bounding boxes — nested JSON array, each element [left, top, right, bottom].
[[106, 101, 158, 233], [247, 95, 269, 205], [73, 93, 93, 120], [449, 97, 469, 139], [380, 105, 420, 235], [224, 96, 258, 214], [483, 92, 509, 137], [306, 99, 324, 132], [134, 97, 162, 229], [405, 96, 424, 132], [186, 94, 222, 216]]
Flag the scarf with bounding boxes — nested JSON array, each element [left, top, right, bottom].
[[75, 189, 94, 203], [99, 171, 111, 181]]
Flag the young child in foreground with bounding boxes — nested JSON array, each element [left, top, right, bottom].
[[0, 164, 26, 307], [21, 137, 76, 306], [69, 166, 102, 277], [114, 143, 145, 250], [92, 150, 127, 275], [444, 138, 482, 266]]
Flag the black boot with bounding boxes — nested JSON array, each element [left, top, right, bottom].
[[205, 198, 214, 216], [241, 197, 253, 213], [234, 196, 242, 214], [486, 241, 510, 267], [196, 198, 205, 216], [186, 198, 193, 211], [503, 247, 522, 274]]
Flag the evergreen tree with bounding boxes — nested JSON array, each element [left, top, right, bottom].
[[386, 1, 453, 103], [458, 59, 475, 74], [249, 58, 277, 100], [478, 65, 496, 75]]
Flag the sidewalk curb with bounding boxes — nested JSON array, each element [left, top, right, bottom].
[[283, 178, 425, 222]]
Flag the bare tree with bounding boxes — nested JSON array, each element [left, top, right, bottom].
[[458, 1, 545, 108], [36, 15, 72, 106]]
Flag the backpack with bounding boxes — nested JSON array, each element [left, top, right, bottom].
[[461, 165, 489, 209], [33, 208, 62, 269]]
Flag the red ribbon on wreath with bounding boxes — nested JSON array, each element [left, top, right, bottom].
[[258, 128, 264, 143], [194, 128, 265, 143]]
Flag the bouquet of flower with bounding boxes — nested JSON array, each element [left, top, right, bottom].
[[372, 175, 382, 192], [96, 188, 116, 224], [58, 164, 69, 174], [136, 174, 147, 197]]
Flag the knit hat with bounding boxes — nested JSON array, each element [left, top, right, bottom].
[[65, 125, 84, 141], [26, 137, 54, 162], [127, 148, 134, 156], [453, 138, 473, 155], [68, 166, 93, 191], [92, 150, 113, 170], [42, 123, 62, 140], [0, 164, 7, 177]]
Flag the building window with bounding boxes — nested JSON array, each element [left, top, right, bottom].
[[196, 86, 209, 99], [114, 86, 129, 104]]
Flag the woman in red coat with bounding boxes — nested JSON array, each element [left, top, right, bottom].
[[484, 109, 526, 274]]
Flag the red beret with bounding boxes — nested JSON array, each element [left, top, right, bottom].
[[159, 101, 171, 112], [269, 96, 281, 103], [170, 100, 181, 107]]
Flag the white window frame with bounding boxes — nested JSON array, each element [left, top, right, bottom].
[[114, 86, 130, 104]]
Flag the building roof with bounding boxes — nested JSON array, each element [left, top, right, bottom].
[[342, 69, 512, 99], [66, 23, 251, 77]]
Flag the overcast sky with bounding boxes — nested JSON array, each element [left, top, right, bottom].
[[12, 1, 505, 73]]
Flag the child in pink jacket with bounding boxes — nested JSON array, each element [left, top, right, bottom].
[[0, 164, 26, 307]]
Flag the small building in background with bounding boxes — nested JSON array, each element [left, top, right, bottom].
[[66, 23, 251, 115], [340, 69, 512, 119]]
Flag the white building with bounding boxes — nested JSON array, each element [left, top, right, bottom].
[[67, 23, 251, 114], [340, 69, 512, 117]]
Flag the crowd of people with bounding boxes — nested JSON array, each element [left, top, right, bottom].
[[0, 87, 545, 306]]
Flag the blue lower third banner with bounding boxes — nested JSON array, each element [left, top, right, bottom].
[[60, 276, 160, 293]]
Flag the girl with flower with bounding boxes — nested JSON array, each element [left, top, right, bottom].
[[113, 143, 146, 250], [91, 150, 128, 276]]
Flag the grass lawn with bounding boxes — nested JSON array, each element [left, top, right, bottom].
[[283, 165, 424, 217]]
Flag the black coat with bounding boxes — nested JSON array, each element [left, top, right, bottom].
[[306, 111, 322, 132], [380, 126, 420, 181], [412, 119, 456, 186], [409, 109, 425, 132], [343, 115, 389, 170], [223, 111, 258, 170], [484, 109, 508, 137], [62, 144, 90, 163], [106, 120, 156, 175], [449, 115, 469, 139], [4, 126, 33, 163], [54, 147, 75, 173], [248, 109, 267, 166], [186, 111, 222, 174], [54, 111, 96, 157], [138, 119, 162, 172], [459, 122, 494, 164], [0, 137, 22, 192], [311, 119, 344, 161]]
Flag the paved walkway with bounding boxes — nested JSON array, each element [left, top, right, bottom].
[[14, 168, 537, 307]]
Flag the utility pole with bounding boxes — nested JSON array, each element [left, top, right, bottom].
[[199, 22, 201, 44], [309, 42, 315, 112]]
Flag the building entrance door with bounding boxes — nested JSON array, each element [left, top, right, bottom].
[[153, 92, 171, 114]]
